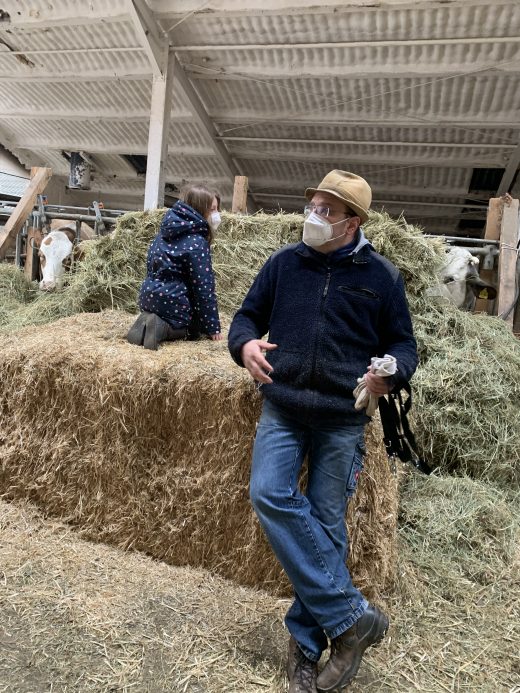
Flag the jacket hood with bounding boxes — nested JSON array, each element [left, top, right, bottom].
[[160, 200, 210, 242], [350, 227, 372, 254]]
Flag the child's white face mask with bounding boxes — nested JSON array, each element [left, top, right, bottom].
[[209, 211, 222, 232], [302, 211, 349, 248]]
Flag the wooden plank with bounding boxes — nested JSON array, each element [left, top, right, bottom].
[[232, 176, 248, 214], [24, 226, 42, 281], [497, 196, 519, 327], [0, 167, 52, 260], [474, 197, 502, 313]]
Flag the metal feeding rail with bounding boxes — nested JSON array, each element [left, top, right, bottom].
[[0, 195, 129, 269], [424, 234, 500, 271]]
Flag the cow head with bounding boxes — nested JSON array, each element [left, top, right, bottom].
[[439, 247, 497, 310], [38, 228, 76, 291]]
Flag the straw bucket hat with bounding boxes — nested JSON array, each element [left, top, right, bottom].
[[305, 170, 372, 224]]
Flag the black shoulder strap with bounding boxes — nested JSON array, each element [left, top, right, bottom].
[[378, 383, 432, 475]]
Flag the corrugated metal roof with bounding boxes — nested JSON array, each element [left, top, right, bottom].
[[0, 0, 519, 233], [0, 171, 29, 198]]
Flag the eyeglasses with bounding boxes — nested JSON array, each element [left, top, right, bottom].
[[304, 203, 352, 219], [304, 204, 332, 218]]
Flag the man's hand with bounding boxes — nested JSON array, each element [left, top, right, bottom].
[[365, 371, 392, 396], [241, 339, 278, 384]]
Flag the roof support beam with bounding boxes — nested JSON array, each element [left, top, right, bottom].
[[252, 193, 489, 210], [184, 61, 520, 80], [176, 36, 520, 52], [144, 48, 176, 210], [154, 0, 520, 17], [229, 148, 504, 169], [214, 116, 520, 130], [218, 136, 511, 151], [0, 111, 193, 124], [172, 54, 257, 210], [0, 70, 153, 83], [12, 142, 214, 157], [497, 142, 520, 195], [127, 0, 166, 76]]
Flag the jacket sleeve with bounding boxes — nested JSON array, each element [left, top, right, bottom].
[[186, 242, 221, 335], [378, 273, 418, 390], [228, 258, 274, 367]]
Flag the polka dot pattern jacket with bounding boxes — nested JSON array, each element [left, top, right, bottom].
[[138, 201, 221, 335]]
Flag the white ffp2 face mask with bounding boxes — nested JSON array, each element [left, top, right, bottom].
[[302, 211, 349, 248], [209, 211, 222, 232]]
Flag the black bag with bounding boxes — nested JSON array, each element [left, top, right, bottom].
[[378, 383, 432, 475]]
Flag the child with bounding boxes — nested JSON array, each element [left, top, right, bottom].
[[127, 184, 223, 350]]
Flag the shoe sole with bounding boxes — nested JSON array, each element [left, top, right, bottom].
[[317, 615, 389, 692]]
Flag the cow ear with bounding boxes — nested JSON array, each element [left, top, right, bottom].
[[63, 228, 76, 244], [471, 285, 497, 300]]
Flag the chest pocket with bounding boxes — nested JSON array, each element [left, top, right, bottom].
[[337, 285, 381, 300]]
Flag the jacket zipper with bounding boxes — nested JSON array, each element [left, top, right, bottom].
[[323, 270, 331, 297], [311, 267, 331, 386]]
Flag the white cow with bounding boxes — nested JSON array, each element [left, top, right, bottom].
[[38, 220, 95, 291], [438, 246, 496, 311]]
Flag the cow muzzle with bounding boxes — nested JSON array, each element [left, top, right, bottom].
[[39, 279, 58, 292]]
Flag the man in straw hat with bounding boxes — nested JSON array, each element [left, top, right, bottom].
[[228, 170, 418, 692]]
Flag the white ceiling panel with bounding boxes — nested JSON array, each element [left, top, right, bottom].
[[1, 0, 519, 235]]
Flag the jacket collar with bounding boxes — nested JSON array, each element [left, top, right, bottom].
[[296, 229, 373, 265]]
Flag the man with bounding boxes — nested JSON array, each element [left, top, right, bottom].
[[228, 170, 418, 692]]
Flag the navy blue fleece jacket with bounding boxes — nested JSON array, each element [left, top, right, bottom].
[[228, 234, 418, 424]]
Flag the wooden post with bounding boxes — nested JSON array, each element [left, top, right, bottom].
[[232, 176, 248, 214], [474, 198, 502, 314], [497, 196, 519, 328], [0, 167, 52, 260]]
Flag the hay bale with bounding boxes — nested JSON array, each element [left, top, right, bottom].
[[0, 310, 398, 600], [2, 208, 519, 483]]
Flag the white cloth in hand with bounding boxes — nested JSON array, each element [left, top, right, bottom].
[[353, 354, 397, 416]]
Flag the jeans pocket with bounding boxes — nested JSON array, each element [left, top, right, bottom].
[[346, 442, 365, 499]]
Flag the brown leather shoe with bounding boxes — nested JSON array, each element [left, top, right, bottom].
[[316, 605, 389, 692], [287, 636, 318, 693]]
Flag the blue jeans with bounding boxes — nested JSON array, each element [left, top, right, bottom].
[[250, 399, 368, 661]]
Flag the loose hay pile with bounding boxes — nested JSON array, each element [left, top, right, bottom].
[[1, 474, 518, 692], [0, 311, 397, 600], [2, 208, 519, 482], [0, 262, 35, 325], [391, 473, 519, 691]]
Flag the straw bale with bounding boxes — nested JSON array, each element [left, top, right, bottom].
[[0, 310, 398, 601], [2, 208, 519, 483]]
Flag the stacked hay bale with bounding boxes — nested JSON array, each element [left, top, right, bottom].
[[0, 311, 396, 599], [3, 208, 519, 486], [1, 206, 519, 598]]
